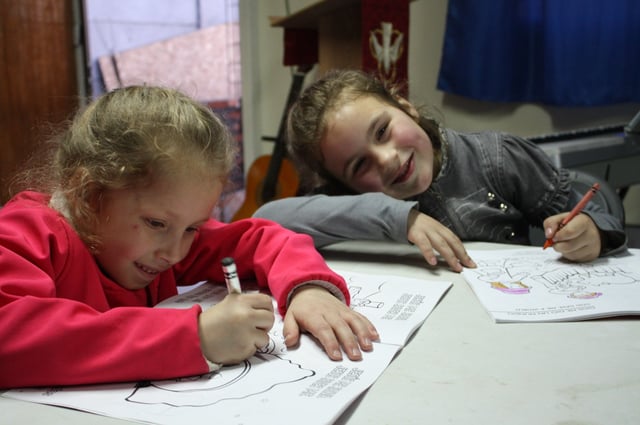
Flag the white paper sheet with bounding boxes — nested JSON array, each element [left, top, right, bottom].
[[462, 247, 640, 322], [3, 269, 451, 425]]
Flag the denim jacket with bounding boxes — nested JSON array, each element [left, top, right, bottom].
[[254, 129, 627, 255]]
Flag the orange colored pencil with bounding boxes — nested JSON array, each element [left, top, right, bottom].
[[543, 182, 600, 249]]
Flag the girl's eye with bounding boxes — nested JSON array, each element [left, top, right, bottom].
[[375, 123, 388, 141], [185, 226, 199, 234], [352, 157, 369, 177], [145, 218, 166, 229]]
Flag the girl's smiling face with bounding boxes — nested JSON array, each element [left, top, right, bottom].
[[93, 172, 221, 290], [320, 95, 435, 199]]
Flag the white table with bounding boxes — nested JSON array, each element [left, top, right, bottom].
[[3, 241, 640, 424]]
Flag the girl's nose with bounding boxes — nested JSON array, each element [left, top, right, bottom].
[[158, 237, 186, 266], [372, 144, 398, 173]]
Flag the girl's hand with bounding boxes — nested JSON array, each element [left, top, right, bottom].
[[407, 209, 476, 272], [543, 213, 601, 262], [198, 293, 274, 365], [283, 285, 379, 361]]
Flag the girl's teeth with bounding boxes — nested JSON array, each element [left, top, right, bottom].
[[137, 263, 157, 274]]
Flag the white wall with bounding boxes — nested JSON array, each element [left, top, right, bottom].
[[239, 0, 640, 223]]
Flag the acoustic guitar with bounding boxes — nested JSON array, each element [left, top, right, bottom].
[[232, 66, 311, 221]]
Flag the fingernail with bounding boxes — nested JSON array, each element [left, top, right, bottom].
[[332, 350, 342, 359]]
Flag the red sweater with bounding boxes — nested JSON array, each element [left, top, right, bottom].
[[0, 192, 348, 388]]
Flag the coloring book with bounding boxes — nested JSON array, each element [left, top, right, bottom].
[[2, 269, 451, 425], [462, 247, 640, 323]]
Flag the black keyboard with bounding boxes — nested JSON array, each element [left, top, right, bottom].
[[528, 124, 626, 143]]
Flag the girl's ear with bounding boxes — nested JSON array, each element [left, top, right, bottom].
[[69, 167, 101, 213], [395, 96, 420, 121]]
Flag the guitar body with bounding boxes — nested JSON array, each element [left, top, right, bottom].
[[231, 65, 311, 222], [231, 155, 299, 221]]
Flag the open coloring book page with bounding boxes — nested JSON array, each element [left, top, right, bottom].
[[3, 269, 451, 425], [462, 247, 640, 323]]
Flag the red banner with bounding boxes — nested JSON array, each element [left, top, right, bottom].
[[283, 28, 318, 67], [361, 0, 409, 92]]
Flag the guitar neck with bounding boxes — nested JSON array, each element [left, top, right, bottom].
[[261, 66, 310, 202]]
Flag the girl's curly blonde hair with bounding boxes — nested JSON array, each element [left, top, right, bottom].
[[12, 86, 235, 249]]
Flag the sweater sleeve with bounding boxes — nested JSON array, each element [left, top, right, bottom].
[[496, 134, 627, 255], [253, 193, 418, 247], [0, 294, 207, 389], [171, 217, 350, 316]]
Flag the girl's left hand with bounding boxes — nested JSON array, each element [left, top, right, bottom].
[[543, 213, 601, 262], [284, 285, 379, 361]]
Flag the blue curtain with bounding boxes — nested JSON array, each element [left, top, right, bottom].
[[437, 0, 640, 106]]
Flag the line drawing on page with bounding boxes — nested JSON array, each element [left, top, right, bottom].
[[469, 252, 640, 299], [125, 353, 315, 408], [347, 277, 385, 309]]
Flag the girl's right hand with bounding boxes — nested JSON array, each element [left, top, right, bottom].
[[407, 209, 476, 272], [198, 292, 274, 365]]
